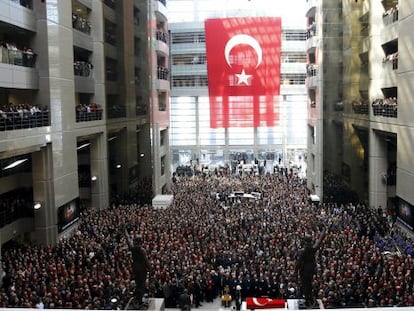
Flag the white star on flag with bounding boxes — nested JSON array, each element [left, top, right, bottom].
[[235, 69, 252, 85]]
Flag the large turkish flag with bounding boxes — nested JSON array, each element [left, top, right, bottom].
[[205, 17, 281, 128], [246, 297, 286, 309]]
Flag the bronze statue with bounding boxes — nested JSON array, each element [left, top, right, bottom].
[[124, 227, 150, 309], [296, 226, 327, 308]]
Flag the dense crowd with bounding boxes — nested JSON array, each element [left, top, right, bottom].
[[0, 41, 36, 68], [0, 103, 49, 131], [372, 97, 398, 118], [1, 172, 414, 309]]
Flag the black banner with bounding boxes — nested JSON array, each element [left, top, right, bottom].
[[57, 198, 80, 233], [396, 197, 414, 231]]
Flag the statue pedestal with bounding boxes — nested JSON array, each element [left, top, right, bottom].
[[148, 298, 165, 310], [125, 298, 165, 310]]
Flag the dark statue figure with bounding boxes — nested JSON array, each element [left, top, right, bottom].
[[296, 226, 327, 308], [124, 227, 151, 309]]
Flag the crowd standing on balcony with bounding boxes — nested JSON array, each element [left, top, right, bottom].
[[157, 66, 169, 80], [74, 61, 93, 77], [156, 30, 168, 44], [0, 103, 49, 131], [372, 97, 398, 118], [0, 41, 36, 68], [306, 64, 317, 77], [72, 14, 91, 35], [1, 171, 414, 309], [75, 103, 102, 122]]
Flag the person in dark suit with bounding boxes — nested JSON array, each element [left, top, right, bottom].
[[296, 226, 327, 308], [124, 227, 150, 309], [178, 289, 191, 311]]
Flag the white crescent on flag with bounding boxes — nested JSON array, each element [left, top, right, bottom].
[[224, 34, 263, 68], [252, 298, 272, 307]]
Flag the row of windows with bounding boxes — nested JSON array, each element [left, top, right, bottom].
[[171, 32, 205, 44], [171, 74, 306, 88], [172, 52, 306, 65], [170, 30, 307, 44]]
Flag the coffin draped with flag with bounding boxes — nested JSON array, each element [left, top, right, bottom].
[[204, 17, 282, 128], [245, 297, 286, 309]]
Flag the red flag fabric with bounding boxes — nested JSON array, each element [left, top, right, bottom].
[[246, 297, 286, 309], [204, 17, 281, 128]]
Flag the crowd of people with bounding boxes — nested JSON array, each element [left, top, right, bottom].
[[74, 61, 93, 77], [0, 41, 36, 68], [72, 14, 91, 35], [1, 171, 414, 309], [372, 97, 398, 118], [0, 103, 49, 131], [75, 103, 103, 122]]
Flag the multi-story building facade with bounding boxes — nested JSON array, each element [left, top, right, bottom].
[[169, 0, 308, 172], [306, 0, 413, 225], [0, 0, 170, 247]]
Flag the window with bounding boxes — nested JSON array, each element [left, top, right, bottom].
[[171, 32, 205, 44], [282, 30, 307, 41]]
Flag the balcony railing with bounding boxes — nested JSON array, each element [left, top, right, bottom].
[[0, 110, 49, 131], [383, 7, 398, 25], [72, 14, 91, 35], [306, 64, 317, 77], [372, 99, 398, 118], [74, 61, 93, 77], [107, 105, 126, 119], [76, 105, 103, 122], [383, 52, 398, 70], [0, 47, 37, 68], [157, 66, 169, 80], [136, 105, 148, 116], [156, 31, 168, 44], [352, 101, 369, 115]]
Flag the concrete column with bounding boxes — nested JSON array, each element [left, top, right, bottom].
[[32, 145, 58, 245], [90, 133, 109, 210], [369, 132, 388, 209]]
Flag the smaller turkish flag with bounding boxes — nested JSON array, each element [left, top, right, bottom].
[[246, 297, 286, 309]]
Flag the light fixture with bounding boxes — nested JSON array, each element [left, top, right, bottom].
[[77, 143, 90, 150], [140, 153, 145, 158], [2, 158, 28, 170], [108, 136, 117, 142], [33, 202, 42, 210], [116, 164, 122, 169], [91, 176, 97, 181]]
